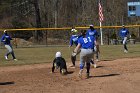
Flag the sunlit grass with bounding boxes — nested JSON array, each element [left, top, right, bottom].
[[100, 44, 140, 60], [0, 44, 140, 66]]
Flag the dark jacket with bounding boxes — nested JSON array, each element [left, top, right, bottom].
[[52, 57, 67, 73]]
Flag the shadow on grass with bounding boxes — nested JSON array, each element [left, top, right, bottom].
[[94, 74, 120, 78], [0, 81, 15, 85]]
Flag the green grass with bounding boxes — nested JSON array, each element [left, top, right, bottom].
[[0, 44, 140, 66], [100, 44, 140, 60]]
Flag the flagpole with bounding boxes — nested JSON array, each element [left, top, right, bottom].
[[99, 0, 103, 45], [100, 22, 103, 45]]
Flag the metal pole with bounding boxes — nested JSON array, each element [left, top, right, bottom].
[[100, 22, 103, 45]]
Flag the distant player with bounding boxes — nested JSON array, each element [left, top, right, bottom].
[[1, 30, 17, 61], [73, 30, 96, 78], [51, 52, 68, 75], [86, 24, 100, 68], [69, 27, 80, 68], [119, 25, 129, 53]]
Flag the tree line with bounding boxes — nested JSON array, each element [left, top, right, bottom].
[[0, 0, 140, 44]]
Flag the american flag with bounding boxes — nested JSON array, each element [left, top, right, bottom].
[[99, 1, 104, 22]]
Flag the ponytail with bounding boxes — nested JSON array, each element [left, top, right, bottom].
[[81, 30, 87, 37]]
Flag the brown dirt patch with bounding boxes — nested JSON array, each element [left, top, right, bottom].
[[0, 58, 140, 93]]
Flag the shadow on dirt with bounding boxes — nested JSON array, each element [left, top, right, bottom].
[[101, 59, 114, 61], [94, 74, 120, 78], [0, 81, 15, 86], [87, 76, 94, 79], [96, 66, 104, 68], [67, 71, 74, 74]]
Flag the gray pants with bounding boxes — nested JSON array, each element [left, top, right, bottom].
[[123, 37, 128, 51], [123, 37, 127, 45], [5, 45, 16, 59], [80, 49, 94, 69]]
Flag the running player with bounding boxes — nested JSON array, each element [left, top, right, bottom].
[[86, 24, 100, 68], [73, 30, 96, 78], [119, 25, 129, 53], [1, 30, 17, 61]]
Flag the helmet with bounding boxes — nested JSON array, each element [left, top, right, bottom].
[[55, 52, 62, 57], [71, 29, 77, 33]]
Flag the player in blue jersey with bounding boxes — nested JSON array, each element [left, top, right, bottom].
[[73, 30, 96, 78], [69, 27, 80, 68], [119, 25, 129, 53], [86, 24, 100, 68], [1, 30, 17, 61]]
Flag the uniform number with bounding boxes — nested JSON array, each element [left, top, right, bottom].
[[83, 37, 92, 43]]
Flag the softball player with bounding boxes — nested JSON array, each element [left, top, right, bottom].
[[119, 25, 129, 53], [86, 24, 100, 68], [73, 30, 96, 78], [1, 30, 17, 61], [69, 28, 79, 67], [51, 52, 67, 75]]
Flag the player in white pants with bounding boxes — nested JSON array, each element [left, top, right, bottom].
[[119, 25, 129, 53], [1, 30, 17, 61]]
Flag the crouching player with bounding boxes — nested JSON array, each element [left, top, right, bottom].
[[73, 30, 96, 78], [51, 52, 68, 75]]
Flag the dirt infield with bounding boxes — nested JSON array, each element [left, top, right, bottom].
[[0, 58, 140, 93]]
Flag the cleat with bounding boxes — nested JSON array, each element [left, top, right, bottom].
[[14, 59, 18, 61], [124, 50, 128, 53], [61, 69, 66, 75], [5, 56, 8, 60]]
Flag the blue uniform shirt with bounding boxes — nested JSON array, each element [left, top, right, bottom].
[[1, 34, 12, 45], [69, 35, 79, 46], [119, 28, 129, 38], [78, 35, 95, 49], [86, 29, 98, 38]]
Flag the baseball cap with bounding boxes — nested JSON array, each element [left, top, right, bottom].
[[55, 51, 62, 57], [89, 24, 94, 27]]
